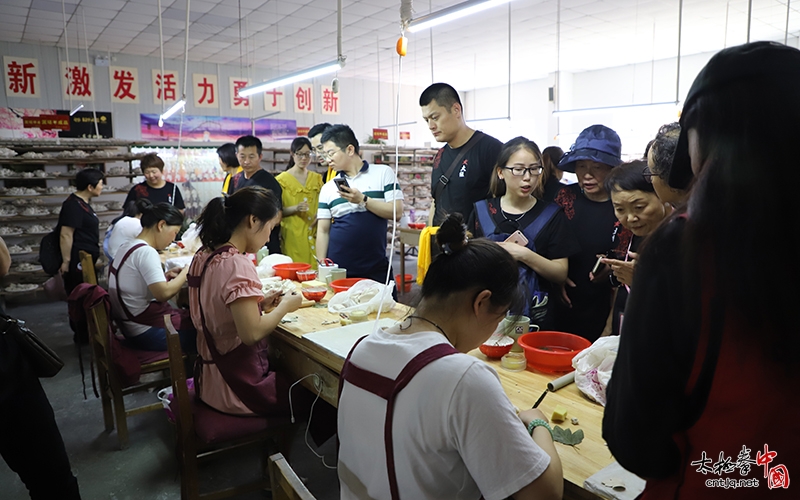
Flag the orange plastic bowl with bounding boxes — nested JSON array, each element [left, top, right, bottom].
[[518, 331, 592, 374], [296, 269, 318, 282], [479, 336, 514, 359], [272, 263, 311, 280], [408, 222, 426, 230], [330, 278, 365, 293]]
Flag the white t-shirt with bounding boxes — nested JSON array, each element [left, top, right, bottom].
[[107, 216, 142, 260], [338, 329, 551, 500], [108, 239, 166, 337]]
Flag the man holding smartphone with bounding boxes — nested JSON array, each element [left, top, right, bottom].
[[316, 125, 404, 289]]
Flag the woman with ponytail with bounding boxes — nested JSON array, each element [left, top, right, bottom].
[[338, 214, 563, 500], [187, 186, 302, 416], [275, 137, 323, 266], [108, 200, 195, 352]]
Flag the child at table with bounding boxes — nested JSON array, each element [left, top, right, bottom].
[[187, 186, 302, 416], [337, 214, 563, 500]]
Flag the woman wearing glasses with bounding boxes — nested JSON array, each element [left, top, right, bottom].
[[276, 137, 323, 268], [469, 137, 579, 329]]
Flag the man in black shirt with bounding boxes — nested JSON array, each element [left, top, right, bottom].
[[419, 83, 502, 226], [230, 135, 283, 255], [123, 153, 185, 211]]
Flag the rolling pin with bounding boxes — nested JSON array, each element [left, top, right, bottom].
[[547, 372, 575, 392]]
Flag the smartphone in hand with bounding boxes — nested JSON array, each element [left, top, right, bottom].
[[334, 177, 350, 192], [504, 230, 529, 247]]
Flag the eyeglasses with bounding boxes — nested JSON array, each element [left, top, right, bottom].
[[294, 152, 311, 159], [642, 166, 654, 184], [503, 165, 543, 177], [320, 148, 343, 160]]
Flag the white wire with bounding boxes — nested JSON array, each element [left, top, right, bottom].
[[374, 37, 404, 328], [288, 373, 337, 470]]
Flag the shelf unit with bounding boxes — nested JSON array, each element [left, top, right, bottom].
[[367, 145, 437, 221], [0, 139, 145, 302]]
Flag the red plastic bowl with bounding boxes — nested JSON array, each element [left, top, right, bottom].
[[272, 263, 311, 280], [296, 269, 318, 282], [518, 331, 592, 374], [408, 222, 426, 230], [479, 336, 514, 359], [330, 278, 365, 293], [301, 287, 327, 302]]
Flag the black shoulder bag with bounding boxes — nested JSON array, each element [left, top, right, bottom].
[[1, 313, 64, 378], [431, 130, 485, 202]]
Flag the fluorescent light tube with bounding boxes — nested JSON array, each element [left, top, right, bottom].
[[238, 59, 345, 97], [158, 98, 186, 127], [69, 103, 84, 116], [407, 0, 511, 33], [552, 101, 679, 117]]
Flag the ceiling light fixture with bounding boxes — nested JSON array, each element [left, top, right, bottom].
[[406, 0, 512, 33], [69, 103, 84, 116], [158, 97, 186, 127], [238, 58, 345, 97], [552, 101, 679, 117]]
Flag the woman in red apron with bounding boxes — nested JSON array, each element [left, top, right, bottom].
[[604, 42, 800, 499], [108, 200, 195, 353], [338, 214, 563, 500], [187, 187, 302, 416]]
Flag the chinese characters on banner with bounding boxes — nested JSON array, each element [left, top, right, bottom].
[[264, 88, 286, 112], [193, 74, 218, 108], [61, 62, 94, 101], [109, 66, 139, 103], [229, 77, 251, 109], [4, 56, 40, 98], [294, 83, 313, 114], [152, 69, 180, 105], [399, 131, 411, 140], [320, 85, 339, 115]]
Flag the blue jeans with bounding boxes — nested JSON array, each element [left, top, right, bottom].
[[123, 325, 197, 354]]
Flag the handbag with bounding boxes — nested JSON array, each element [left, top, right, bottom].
[[1, 313, 64, 378], [39, 228, 63, 276]]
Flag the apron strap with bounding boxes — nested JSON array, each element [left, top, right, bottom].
[[341, 341, 459, 500], [110, 243, 148, 322]]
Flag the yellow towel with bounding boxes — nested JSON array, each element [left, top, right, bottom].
[[416, 226, 440, 285]]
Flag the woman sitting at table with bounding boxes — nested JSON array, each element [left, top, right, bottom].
[[338, 214, 562, 500], [108, 200, 195, 353], [469, 136, 579, 330], [188, 187, 302, 416]]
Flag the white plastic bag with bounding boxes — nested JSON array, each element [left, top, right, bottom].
[[327, 279, 396, 314], [256, 254, 292, 279], [180, 222, 201, 253], [572, 336, 619, 406]]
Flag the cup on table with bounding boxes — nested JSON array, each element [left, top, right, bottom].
[[318, 264, 339, 283], [502, 315, 531, 353], [325, 269, 347, 290]]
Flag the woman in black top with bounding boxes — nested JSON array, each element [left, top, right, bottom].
[[58, 168, 104, 295], [540, 146, 564, 203]]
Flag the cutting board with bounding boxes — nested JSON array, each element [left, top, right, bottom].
[[303, 318, 397, 359]]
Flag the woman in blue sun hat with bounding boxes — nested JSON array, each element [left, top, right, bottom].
[[552, 125, 633, 342]]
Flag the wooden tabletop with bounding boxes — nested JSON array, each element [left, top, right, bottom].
[[270, 299, 612, 497]]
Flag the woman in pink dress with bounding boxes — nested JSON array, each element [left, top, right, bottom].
[[187, 186, 302, 415]]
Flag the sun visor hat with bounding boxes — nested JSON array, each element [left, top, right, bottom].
[[670, 41, 800, 190], [558, 125, 622, 173]]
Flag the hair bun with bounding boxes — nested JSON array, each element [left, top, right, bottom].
[[436, 213, 469, 255], [135, 198, 154, 212]]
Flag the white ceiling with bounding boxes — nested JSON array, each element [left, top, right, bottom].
[[1, 0, 799, 89]]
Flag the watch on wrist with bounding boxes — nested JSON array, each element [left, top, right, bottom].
[[527, 418, 553, 439], [359, 194, 368, 208]]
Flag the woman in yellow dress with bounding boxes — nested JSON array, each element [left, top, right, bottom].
[[276, 137, 323, 268]]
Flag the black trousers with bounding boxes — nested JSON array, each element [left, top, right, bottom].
[[0, 337, 81, 499]]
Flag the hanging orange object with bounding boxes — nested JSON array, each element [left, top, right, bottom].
[[396, 36, 408, 57]]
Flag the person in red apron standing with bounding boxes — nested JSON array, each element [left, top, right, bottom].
[[187, 187, 301, 417], [108, 200, 195, 353], [338, 214, 563, 500]]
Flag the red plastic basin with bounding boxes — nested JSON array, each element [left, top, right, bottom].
[[518, 331, 592, 374], [330, 278, 365, 293], [272, 263, 311, 280]]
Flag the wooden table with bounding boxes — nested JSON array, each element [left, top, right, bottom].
[[270, 303, 612, 499]]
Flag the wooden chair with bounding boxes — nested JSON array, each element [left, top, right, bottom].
[[79, 250, 98, 285], [164, 315, 297, 500], [268, 453, 316, 500], [85, 299, 171, 449]]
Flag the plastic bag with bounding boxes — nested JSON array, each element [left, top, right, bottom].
[[180, 223, 201, 253], [572, 336, 619, 406], [157, 378, 194, 423], [327, 279, 396, 314]]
